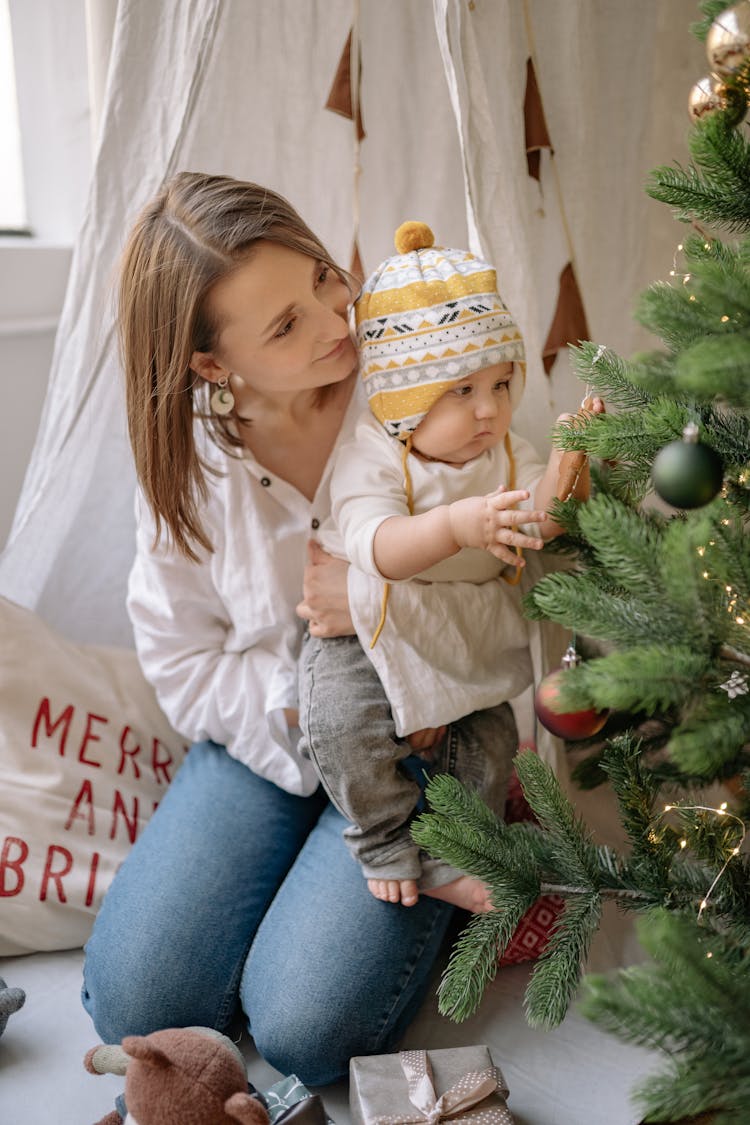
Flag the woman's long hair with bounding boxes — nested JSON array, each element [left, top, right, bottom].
[[119, 172, 351, 560]]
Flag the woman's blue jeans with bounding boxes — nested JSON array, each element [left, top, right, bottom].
[[81, 741, 454, 1086]]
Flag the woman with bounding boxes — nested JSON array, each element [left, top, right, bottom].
[[82, 172, 460, 1086]]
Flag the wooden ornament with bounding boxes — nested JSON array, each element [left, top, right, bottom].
[[555, 395, 599, 501]]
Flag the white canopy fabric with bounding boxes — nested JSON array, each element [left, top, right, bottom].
[[0, 0, 702, 646]]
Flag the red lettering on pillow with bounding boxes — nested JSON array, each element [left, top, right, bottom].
[[118, 726, 142, 779], [40, 844, 74, 902], [64, 779, 96, 834], [111, 790, 139, 844], [85, 852, 101, 908], [31, 698, 74, 755], [152, 738, 174, 784], [78, 712, 108, 768], [0, 836, 28, 896]]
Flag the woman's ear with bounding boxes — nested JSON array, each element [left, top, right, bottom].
[[190, 350, 229, 386]]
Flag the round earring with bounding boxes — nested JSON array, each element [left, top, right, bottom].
[[210, 376, 235, 416]]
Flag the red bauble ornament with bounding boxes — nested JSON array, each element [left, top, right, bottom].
[[534, 647, 609, 740]]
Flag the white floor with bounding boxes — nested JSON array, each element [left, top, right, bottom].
[[0, 920, 658, 1125]]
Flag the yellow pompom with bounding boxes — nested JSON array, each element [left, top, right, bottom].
[[394, 221, 434, 255]]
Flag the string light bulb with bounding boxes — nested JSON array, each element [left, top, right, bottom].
[[660, 800, 746, 921]]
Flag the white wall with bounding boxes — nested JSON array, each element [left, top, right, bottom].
[[0, 0, 89, 547], [0, 243, 72, 546]]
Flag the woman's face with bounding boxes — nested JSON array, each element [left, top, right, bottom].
[[194, 241, 357, 399]]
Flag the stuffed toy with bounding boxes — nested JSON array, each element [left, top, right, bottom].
[[0, 976, 25, 1038], [84, 1025, 328, 1125]]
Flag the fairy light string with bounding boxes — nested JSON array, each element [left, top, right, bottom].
[[661, 799, 746, 922]]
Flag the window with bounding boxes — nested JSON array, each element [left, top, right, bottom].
[[0, 0, 27, 233]]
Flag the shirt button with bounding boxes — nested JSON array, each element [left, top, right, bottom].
[[311, 518, 320, 530], [260, 476, 271, 487]]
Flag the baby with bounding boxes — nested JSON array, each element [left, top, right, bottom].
[[298, 222, 597, 911]]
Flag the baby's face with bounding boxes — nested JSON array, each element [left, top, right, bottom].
[[411, 362, 513, 466]]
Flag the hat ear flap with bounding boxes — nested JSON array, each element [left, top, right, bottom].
[[509, 360, 526, 409], [121, 1036, 170, 1068]]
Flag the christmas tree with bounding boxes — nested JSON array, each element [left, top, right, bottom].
[[413, 4, 750, 1122]]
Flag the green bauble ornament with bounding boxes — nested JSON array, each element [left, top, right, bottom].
[[652, 423, 724, 509]]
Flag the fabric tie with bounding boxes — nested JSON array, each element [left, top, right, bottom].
[[372, 1050, 512, 1125]]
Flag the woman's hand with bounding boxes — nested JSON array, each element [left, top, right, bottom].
[[406, 725, 447, 753], [296, 540, 356, 638]]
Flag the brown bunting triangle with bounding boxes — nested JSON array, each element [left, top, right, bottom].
[[325, 29, 365, 141], [542, 262, 590, 375], [524, 57, 551, 181]]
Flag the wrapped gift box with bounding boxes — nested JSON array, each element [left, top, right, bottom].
[[349, 1046, 514, 1125], [264, 1073, 334, 1125]]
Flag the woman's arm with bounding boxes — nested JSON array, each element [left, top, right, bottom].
[[127, 497, 316, 794]]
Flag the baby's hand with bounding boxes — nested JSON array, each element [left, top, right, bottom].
[[448, 488, 546, 568]]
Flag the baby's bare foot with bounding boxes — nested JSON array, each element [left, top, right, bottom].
[[368, 877, 420, 907], [423, 875, 493, 913]]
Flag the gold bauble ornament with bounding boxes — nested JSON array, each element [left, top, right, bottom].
[[688, 75, 725, 120], [715, 78, 749, 124], [706, 1, 750, 85], [688, 73, 748, 125]]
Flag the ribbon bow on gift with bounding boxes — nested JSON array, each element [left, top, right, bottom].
[[372, 1050, 512, 1125]]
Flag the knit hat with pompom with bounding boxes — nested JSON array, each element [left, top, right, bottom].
[[354, 221, 525, 439]]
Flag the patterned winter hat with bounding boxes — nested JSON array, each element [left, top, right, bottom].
[[355, 222, 525, 439]]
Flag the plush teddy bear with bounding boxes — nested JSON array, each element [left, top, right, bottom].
[[0, 976, 26, 1038], [84, 1025, 327, 1125]]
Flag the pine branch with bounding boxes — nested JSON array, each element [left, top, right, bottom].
[[658, 516, 727, 646], [669, 692, 750, 775], [569, 341, 653, 411], [648, 116, 750, 232], [574, 494, 663, 594], [677, 335, 750, 406], [566, 646, 711, 714], [523, 892, 602, 1028], [412, 775, 546, 889], [637, 281, 715, 352], [580, 910, 750, 1122], [525, 569, 703, 648], [513, 751, 599, 887], [436, 904, 537, 1022], [707, 404, 750, 465], [598, 736, 678, 878]]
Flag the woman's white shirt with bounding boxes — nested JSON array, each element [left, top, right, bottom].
[[126, 387, 363, 796], [127, 388, 549, 788]]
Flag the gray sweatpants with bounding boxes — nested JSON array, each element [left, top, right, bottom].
[[298, 631, 517, 885]]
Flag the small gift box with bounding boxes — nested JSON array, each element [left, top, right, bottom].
[[349, 1045, 514, 1125], [264, 1073, 334, 1125]]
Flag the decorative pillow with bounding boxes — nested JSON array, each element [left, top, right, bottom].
[[0, 597, 187, 955], [499, 761, 564, 966]]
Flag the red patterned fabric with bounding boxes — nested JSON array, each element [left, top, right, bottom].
[[499, 756, 564, 966]]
